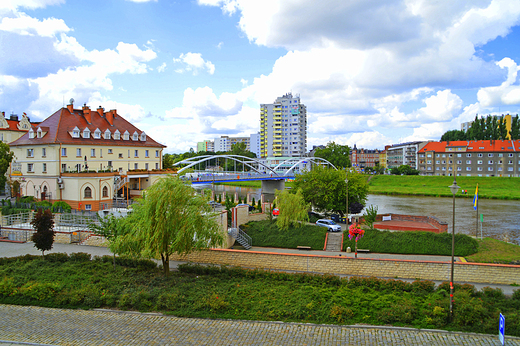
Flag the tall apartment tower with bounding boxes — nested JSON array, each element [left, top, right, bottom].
[[260, 93, 307, 158]]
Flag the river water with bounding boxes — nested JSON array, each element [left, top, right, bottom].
[[194, 184, 520, 245]]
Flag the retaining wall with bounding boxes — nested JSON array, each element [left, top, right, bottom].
[[361, 213, 448, 233], [170, 249, 520, 285]]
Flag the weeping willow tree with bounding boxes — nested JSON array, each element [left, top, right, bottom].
[[275, 188, 310, 231], [114, 175, 224, 276]]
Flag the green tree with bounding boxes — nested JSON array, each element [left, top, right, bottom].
[[275, 189, 309, 231], [31, 209, 55, 256], [162, 153, 176, 169], [113, 176, 224, 276], [440, 130, 466, 141], [313, 142, 350, 168], [89, 214, 128, 268], [363, 205, 378, 229], [498, 117, 509, 140], [293, 167, 368, 216], [510, 115, 520, 140], [0, 142, 14, 193]]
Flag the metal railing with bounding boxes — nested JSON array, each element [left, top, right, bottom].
[[227, 227, 252, 250]]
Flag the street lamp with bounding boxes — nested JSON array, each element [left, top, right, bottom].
[[448, 177, 460, 322], [345, 177, 349, 226]]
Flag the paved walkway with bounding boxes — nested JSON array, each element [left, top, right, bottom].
[[1, 304, 519, 346]]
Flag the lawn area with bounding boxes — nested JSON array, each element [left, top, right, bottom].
[[368, 175, 520, 199], [465, 238, 520, 264], [241, 220, 326, 250]]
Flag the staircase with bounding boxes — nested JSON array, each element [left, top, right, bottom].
[[228, 227, 252, 250], [325, 232, 343, 252], [114, 175, 129, 194]]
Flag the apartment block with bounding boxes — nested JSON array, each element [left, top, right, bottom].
[[260, 93, 307, 158], [350, 145, 381, 168], [386, 141, 429, 169], [418, 140, 520, 177]]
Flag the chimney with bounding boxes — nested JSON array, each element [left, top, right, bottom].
[[83, 104, 92, 124], [106, 109, 116, 126], [97, 106, 104, 117], [67, 102, 74, 113]]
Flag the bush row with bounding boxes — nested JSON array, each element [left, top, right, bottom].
[[241, 220, 326, 250], [344, 229, 479, 256]]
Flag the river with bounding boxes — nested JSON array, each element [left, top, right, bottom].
[[194, 184, 520, 245]]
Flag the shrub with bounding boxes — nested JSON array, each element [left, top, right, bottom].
[[31, 209, 55, 256], [411, 280, 435, 294], [513, 289, 520, 301], [45, 253, 70, 263], [69, 252, 92, 262], [51, 201, 71, 213]]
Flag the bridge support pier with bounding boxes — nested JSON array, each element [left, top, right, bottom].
[[261, 179, 285, 194]]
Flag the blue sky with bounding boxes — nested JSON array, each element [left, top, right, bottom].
[[2, 0, 520, 153]]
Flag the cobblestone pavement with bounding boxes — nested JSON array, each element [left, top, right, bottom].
[[1, 305, 519, 346]]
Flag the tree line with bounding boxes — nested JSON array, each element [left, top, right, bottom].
[[441, 114, 520, 141]]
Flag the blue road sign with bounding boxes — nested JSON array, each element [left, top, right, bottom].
[[499, 313, 505, 345]]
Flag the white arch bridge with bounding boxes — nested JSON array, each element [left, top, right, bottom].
[[174, 155, 336, 193]]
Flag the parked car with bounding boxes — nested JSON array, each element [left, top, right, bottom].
[[272, 208, 280, 216], [315, 219, 342, 232], [236, 203, 255, 212]]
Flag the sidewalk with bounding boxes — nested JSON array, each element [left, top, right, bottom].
[[1, 304, 519, 346]]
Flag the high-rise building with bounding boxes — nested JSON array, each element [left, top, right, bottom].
[[250, 132, 261, 158], [260, 93, 307, 158], [214, 135, 250, 152]]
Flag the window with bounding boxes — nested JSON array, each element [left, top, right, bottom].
[[61, 164, 66, 173], [42, 163, 47, 172], [28, 128, 35, 139], [134, 163, 138, 169], [155, 163, 159, 169], [83, 128, 90, 138], [442, 160, 446, 164], [509, 160, 513, 164], [427, 167, 432, 171], [457, 167, 461, 171], [498, 153, 503, 157], [449, 160, 452, 164], [488, 153, 493, 157], [155, 150, 159, 158], [488, 160, 493, 164], [145, 163, 149, 170], [477, 160, 482, 164], [84, 187, 92, 198], [85, 204, 92, 211], [466, 153, 471, 157], [442, 167, 446, 171], [132, 132, 139, 141], [436, 160, 440, 164], [145, 150, 149, 158], [27, 149, 34, 157], [442, 154, 446, 157], [61, 148, 67, 157], [457, 160, 462, 164], [427, 160, 431, 164], [77, 148, 81, 157], [487, 167, 493, 171], [457, 154, 462, 157], [140, 132, 146, 141], [27, 163, 34, 172], [108, 161, 112, 168], [91, 149, 95, 157], [498, 167, 502, 171], [436, 167, 439, 171], [123, 131, 129, 140], [466, 167, 471, 171], [102, 186, 109, 198], [42, 148, 46, 157], [466, 160, 471, 164], [498, 160, 502, 164], [478, 153, 483, 157], [427, 154, 432, 157], [508, 167, 513, 171], [100, 149, 102, 157], [108, 149, 113, 154], [72, 127, 80, 138], [119, 153, 123, 158], [94, 128, 101, 139], [509, 153, 513, 157], [114, 130, 120, 140], [104, 130, 111, 139], [134, 150, 138, 157], [477, 167, 482, 171]]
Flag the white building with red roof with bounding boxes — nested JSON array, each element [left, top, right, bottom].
[[9, 101, 169, 211], [418, 140, 520, 177], [0, 112, 36, 144]]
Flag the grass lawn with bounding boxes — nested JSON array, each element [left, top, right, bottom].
[[1, 254, 519, 336], [368, 175, 520, 199], [465, 238, 520, 264]]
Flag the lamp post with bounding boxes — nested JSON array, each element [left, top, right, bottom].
[[345, 177, 349, 226], [448, 177, 460, 322]]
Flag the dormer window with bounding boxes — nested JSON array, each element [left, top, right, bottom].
[[28, 128, 35, 139], [104, 129, 111, 139], [37, 128, 42, 138], [140, 132, 146, 141], [83, 127, 90, 138], [114, 130, 120, 140], [123, 131, 129, 140], [72, 126, 80, 138], [94, 128, 101, 139], [132, 131, 139, 141]]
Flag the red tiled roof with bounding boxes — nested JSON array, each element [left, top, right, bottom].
[[10, 107, 166, 148], [419, 140, 520, 153]]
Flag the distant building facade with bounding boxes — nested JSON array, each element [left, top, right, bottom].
[[260, 93, 307, 158], [386, 141, 429, 169], [349, 145, 381, 169], [418, 140, 520, 177]]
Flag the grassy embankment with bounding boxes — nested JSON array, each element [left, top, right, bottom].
[[220, 175, 520, 199], [1, 253, 519, 336], [367, 175, 520, 199], [466, 238, 520, 264]]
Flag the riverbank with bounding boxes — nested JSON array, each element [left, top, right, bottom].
[[219, 175, 520, 200]]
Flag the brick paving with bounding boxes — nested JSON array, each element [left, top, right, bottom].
[[1, 304, 519, 346]]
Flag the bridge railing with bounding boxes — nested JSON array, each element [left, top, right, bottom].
[[181, 172, 291, 183]]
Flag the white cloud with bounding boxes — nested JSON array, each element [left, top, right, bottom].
[[217, 41, 223, 49], [477, 58, 520, 106], [173, 52, 215, 75], [240, 78, 248, 87], [125, 0, 157, 2], [157, 62, 167, 73], [0, 12, 70, 37], [0, 0, 64, 11]]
